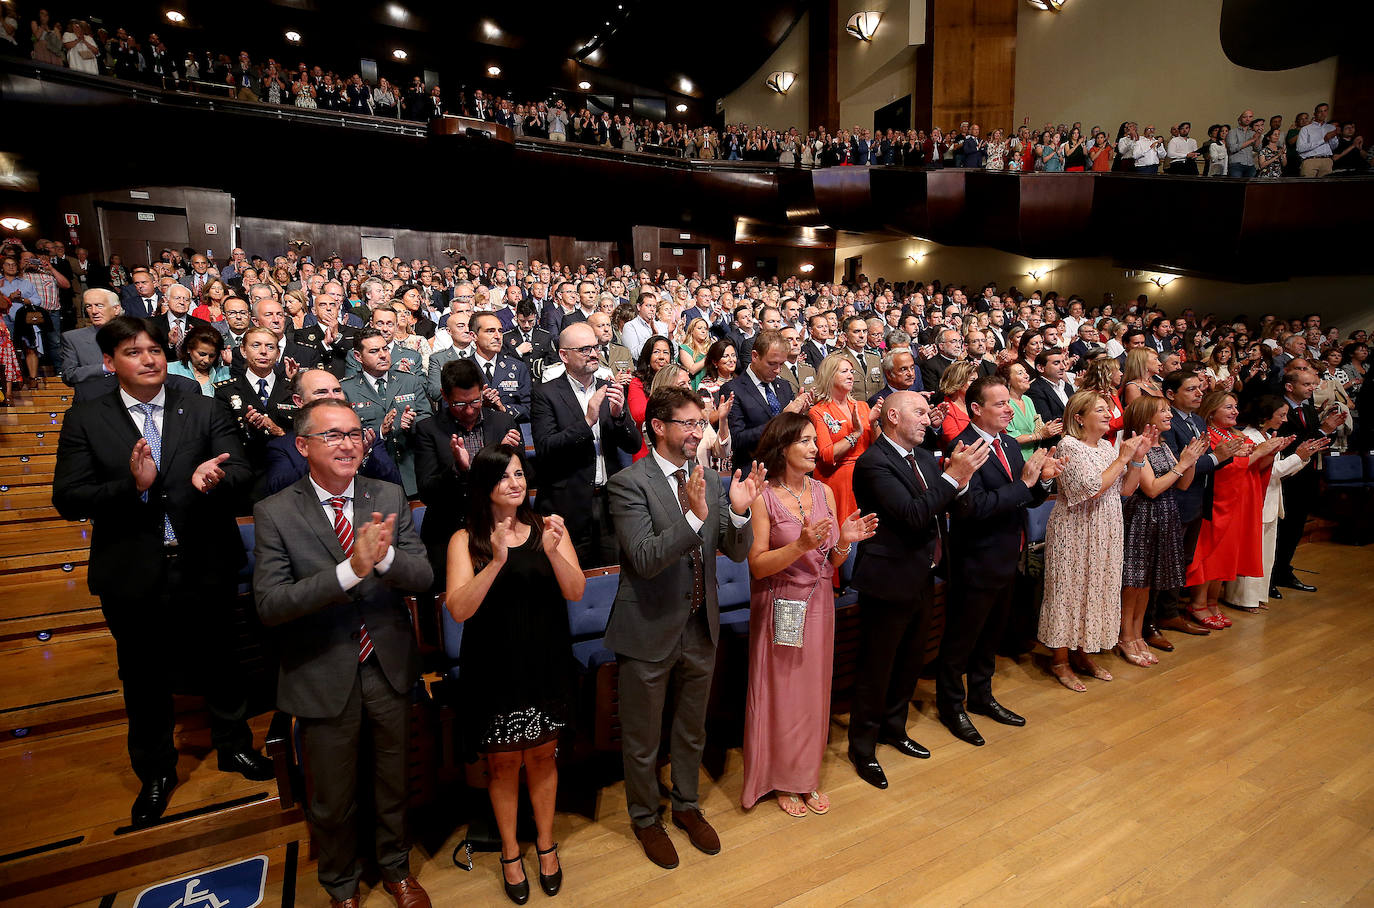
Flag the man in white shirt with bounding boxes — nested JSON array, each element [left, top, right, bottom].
[[621, 292, 671, 360], [1296, 102, 1340, 178], [1131, 125, 1167, 174], [1165, 122, 1200, 174]]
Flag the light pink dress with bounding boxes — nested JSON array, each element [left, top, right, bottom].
[[741, 482, 838, 808]]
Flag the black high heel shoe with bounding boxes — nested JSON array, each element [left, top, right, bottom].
[[500, 853, 530, 905], [536, 841, 562, 897]]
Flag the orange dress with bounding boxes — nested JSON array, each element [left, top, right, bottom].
[[1186, 426, 1269, 585], [809, 398, 873, 520]]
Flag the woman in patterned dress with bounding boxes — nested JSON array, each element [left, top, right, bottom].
[[1118, 397, 1210, 666], [0, 317, 21, 405], [446, 444, 583, 903], [1038, 391, 1152, 692]]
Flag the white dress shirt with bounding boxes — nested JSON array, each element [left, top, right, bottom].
[[649, 447, 750, 534], [566, 372, 606, 486], [121, 386, 166, 435], [308, 476, 396, 590], [1165, 135, 1197, 164], [879, 433, 961, 492]]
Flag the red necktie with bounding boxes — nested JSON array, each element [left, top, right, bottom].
[[992, 436, 1013, 478], [329, 496, 373, 663], [1296, 406, 1306, 428]]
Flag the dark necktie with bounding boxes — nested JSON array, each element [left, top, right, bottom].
[[327, 496, 373, 662], [484, 361, 495, 385], [376, 376, 387, 398], [763, 380, 781, 416], [789, 363, 799, 384], [672, 469, 706, 613], [257, 377, 269, 407], [905, 452, 943, 565]]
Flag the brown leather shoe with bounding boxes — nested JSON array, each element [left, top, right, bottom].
[[1143, 630, 1174, 652], [328, 895, 361, 908], [382, 875, 432, 908], [671, 808, 721, 855], [1158, 616, 1209, 636], [634, 821, 680, 869]]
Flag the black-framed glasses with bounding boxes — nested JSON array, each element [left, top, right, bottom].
[[664, 418, 708, 432], [303, 429, 364, 447], [561, 344, 598, 357]]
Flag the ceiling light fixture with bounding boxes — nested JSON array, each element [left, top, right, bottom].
[[1026, 0, 1067, 10], [846, 11, 882, 40], [164, 10, 185, 23], [482, 20, 501, 39], [391, 49, 407, 60], [675, 103, 687, 113], [0, 216, 32, 232], [1026, 268, 1050, 281], [679, 77, 693, 94], [487, 65, 502, 76], [907, 253, 924, 264], [765, 71, 797, 95], [284, 30, 301, 43], [577, 80, 591, 90]]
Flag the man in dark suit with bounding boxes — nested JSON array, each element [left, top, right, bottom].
[[918, 328, 962, 397], [253, 398, 433, 908], [801, 314, 831, 370], [608, 385, 759, 869], [530, 321, 641, 567], [232, 293, 325, 378], [52, 316, 271, 828], [1274, 365, 1344, 592], [341, 329, 431, 498], [61, 288, 121, 391], [413, 358, 521, 587], [147, 283, 211, 359], [1149, 370, 1238, 645], [470, 312, 532, 423], [723, 330, 808, 470], [502, 299, 558, 381], [119, 267, 162, 319], [847, 391, 987, 789], [725, 306, 758, 364], [941, 377, 1056, 746], [1026, 349, 1074, 442], [213, 326, 298, 504], [264, 369, 402, 495]]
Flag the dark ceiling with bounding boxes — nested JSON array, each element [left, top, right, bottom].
[[82, 0, 806, 115]]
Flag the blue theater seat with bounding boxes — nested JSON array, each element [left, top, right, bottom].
[[716, 555, 753, 636], [1325, 453, 1366, 486], [1027, 498, 1055, 547], [410, 503, 426, 537], [567, 570, 620, 670], [237, 521, 256, 595]]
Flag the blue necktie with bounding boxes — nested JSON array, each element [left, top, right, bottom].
[[135, 403, 177, 545], [257, 377, 269, 407], [763, 380, 781, 416]]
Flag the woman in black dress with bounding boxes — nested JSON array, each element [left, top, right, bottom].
[[446, 444, 585, 904]]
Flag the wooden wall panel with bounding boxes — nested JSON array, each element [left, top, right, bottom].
[[931, 0, 1018, 131]]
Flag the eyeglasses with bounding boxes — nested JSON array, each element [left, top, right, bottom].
[[664, 418, 709, 432], [447, 399, 482, 410], [304, 429, 364, 447], [561, 344, 598, 357]]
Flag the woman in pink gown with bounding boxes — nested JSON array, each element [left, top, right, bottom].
[[742, 413, 877, 816]]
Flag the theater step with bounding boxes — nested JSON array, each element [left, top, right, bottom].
[[0, 505, 63, 524], [0, 631, 122, 736], [0, 455, 56, 485], [0, 715, 307, 907], [0, 411, 65, 428]]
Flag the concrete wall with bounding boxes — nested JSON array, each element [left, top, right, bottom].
[[721, 11, 811, 131], [833, 236, 1374, 330], [1013, 0, 1338, 136]]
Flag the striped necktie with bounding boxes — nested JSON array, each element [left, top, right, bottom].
[[328, 496, 374, 662]]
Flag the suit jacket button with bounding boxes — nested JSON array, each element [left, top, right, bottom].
[[349, 630, 360, 641]]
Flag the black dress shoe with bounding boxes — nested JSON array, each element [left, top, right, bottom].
[[131, 774, 177, 827], [967, 698, 1026, 727], [218, 748, 274, 782], [536, 843, 562, 897], [499, 854, 530, 905], [1268, 586, 1284, 600], [848, 750, 889, 789], [878, 734, 931, 759], [939, 711, 986, 746], [1277, 576, 1316, 593]]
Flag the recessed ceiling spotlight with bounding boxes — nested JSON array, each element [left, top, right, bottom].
[[679, 78, 693, 93], [284, 30, 301, 43], [578, 80, 591, 90], [165, 9, 185, 22], [392, 49, 407, 60], [482, 20, 501, 39], [487, 65, 502, 76]]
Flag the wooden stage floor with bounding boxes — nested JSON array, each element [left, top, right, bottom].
[[56, 538, 1374, 907]]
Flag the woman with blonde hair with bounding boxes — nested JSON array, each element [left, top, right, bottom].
[[1038, 391, 1152, 691], [678, 317, 713, 389], [1078, 357, 1125, 445], [809, 355, 875, 521], [1120, 347, 1162, 407], [936, 360, 978, 445]]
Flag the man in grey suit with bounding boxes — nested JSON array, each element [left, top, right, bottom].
[[341, 329, 430, 498], [253, 398, 433, 908], [424, 311, 475, 405], [61, 288, 121, 390], [607, 386, 763, 870]]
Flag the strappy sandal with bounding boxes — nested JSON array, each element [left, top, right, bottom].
[[803, 790, 830, 815], [1187, 605, 1227, 630], [1051, 662, 1087, 692], [777, 793, 807, 818], [1116, 641, 1148, 667], [1070, 657, 1113, 682]]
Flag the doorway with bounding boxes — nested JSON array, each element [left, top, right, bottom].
[[97, 204, 190, 268], [873, 95, 912, 136], [661, 244, 706, 281], [361, 235, 395, 262], [844, 254, 862, 285], [502, 244, 530, 268]]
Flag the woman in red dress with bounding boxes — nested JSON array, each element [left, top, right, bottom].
[[808, 355, 874, 522], [937, 361, 977, 446], [1185, 390, 1292, 628], [1078, 358, 1124, 445], [627, 334, 674, 461]]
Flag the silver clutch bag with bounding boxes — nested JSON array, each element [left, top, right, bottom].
[[771, 579, 818, 648]]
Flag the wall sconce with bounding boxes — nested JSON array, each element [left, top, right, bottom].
[[731, 260, 743, 270], [165, 10, 186, 23], [907, 252, 924, 265], [846, 11, 882, 40], [765, 71, 797, 95], [1026, 268, 1050, 282], [800, 263, 815, 273], [0, 217, 33, 232], [1025, 0, 1067, 10], [1149, 274, 1178, 289]]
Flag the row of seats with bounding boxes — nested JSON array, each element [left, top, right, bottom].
[[1325, 451, 1374, 486]]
